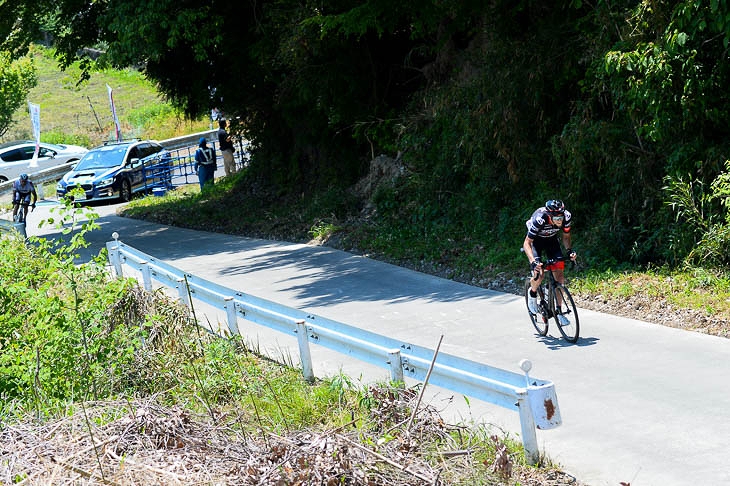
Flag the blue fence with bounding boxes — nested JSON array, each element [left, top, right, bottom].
[[137, 135, 249, 195]]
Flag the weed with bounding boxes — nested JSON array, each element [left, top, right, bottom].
[[309, 220, 341, 240]]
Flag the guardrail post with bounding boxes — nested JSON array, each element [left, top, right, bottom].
[[387, 349, 404, 384], [139, 261, 152, 291], [176, 278, 191, 308], [224, 297, 239, 335], [109, 235, 123, 278], [516, 390, 540, 465], [109, 251, 122, 278], [295, 320, 315, 383]]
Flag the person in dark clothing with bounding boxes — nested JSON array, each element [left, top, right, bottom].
[[523, 199, 577, 325], [12, 173, 37, 221], [217, 119, 236, 176], [194, 138, 216, 190]]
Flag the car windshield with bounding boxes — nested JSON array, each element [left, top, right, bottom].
[[73, 145, 129, 170]]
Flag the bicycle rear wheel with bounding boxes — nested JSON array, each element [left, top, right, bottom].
[[524, 278, 548, 336], [552, 284, 580, 343]]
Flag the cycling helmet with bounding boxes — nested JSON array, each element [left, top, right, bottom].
[[545, 199, 565, 213], [19, 173, 28, 182]]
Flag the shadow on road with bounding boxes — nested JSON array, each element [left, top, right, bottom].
[[536, 334, 599, 349], [32, 205, 517, 309]]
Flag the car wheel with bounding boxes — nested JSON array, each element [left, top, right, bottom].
[[0, 176, 7, 183], [120, 179, 132, 202]]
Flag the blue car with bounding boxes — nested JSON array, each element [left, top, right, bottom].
[[57, 140, 170, 202]]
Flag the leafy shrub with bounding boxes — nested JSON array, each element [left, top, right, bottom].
[[0, 202, 188, 412], [0, 233, 135, 405], [663, 163, 730, 268]]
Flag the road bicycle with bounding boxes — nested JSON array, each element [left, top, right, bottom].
[[13, 200, 34, 226], [524, 257, 580, 343]]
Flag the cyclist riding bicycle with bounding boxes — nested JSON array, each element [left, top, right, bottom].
[[12, 173, 37, 222], [523, 199, 577, 326]]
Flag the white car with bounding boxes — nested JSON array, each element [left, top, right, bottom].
[[0, 140, 89, 183]]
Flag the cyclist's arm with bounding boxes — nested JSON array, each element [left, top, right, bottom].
[[523, 235, 538, 264], [561, 231, 571, 252], [31, 187, 38, 205], [562, 230, 577, 260]]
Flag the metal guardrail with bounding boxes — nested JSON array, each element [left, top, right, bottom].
[[0, 162, 75, 199], [106, 238, 562, 464], [160, 129, 217, 151]]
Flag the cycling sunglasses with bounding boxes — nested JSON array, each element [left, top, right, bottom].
[[551, 215, 564, 223]]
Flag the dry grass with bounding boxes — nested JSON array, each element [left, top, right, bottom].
[[0, 389, 584, 486]]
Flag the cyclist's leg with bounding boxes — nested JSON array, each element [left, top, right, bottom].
[[543, 238, 566, 305], [22, 194, 31, 220], [528, 239, 545, 292], [12, 193, 19, 218]]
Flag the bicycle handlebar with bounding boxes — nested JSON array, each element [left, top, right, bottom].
[[521, 247, 577, 281]]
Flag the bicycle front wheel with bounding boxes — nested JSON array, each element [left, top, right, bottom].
[[552, 284, 580, 343], [524, 278, 548, 336]]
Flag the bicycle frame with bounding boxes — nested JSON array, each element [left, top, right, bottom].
[[525, 257, 580, 343], [13, 201, 32, 225]]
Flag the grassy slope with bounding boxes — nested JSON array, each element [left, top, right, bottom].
[[5, 45, 208, 147]]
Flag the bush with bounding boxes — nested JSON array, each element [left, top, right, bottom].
[[663, 163, 730, 268], [0, 202, 185, 411]]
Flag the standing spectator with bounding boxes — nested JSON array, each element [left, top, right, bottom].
[[217, 119, 236, 176], [194, 138, 216, 190], [210, 107, 221, 130]]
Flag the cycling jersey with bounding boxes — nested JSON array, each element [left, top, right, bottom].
[[13, 179, 34, 194], [525, 207, 572, 240]]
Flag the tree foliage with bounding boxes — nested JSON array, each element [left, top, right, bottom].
[[552, 0, 730, 265], [0, 53, 37, 138], [4, 0, 730, 268]]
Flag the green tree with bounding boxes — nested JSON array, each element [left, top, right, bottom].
[[0, 52, 37, 138], [0, 0, 482, 189], [553, 0, 730, 265]]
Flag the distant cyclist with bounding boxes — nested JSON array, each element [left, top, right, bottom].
[[12, 173, 37, 222], [523, 199, 577, 325]]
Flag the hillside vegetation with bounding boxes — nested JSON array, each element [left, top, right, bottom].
[[3, 46, 208, 147], [4, 4, 730, 294]]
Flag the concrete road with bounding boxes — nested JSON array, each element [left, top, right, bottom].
[[21, 199, 730, 486]]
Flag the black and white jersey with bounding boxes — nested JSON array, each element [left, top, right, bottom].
[[525, 207, 572, 240]]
